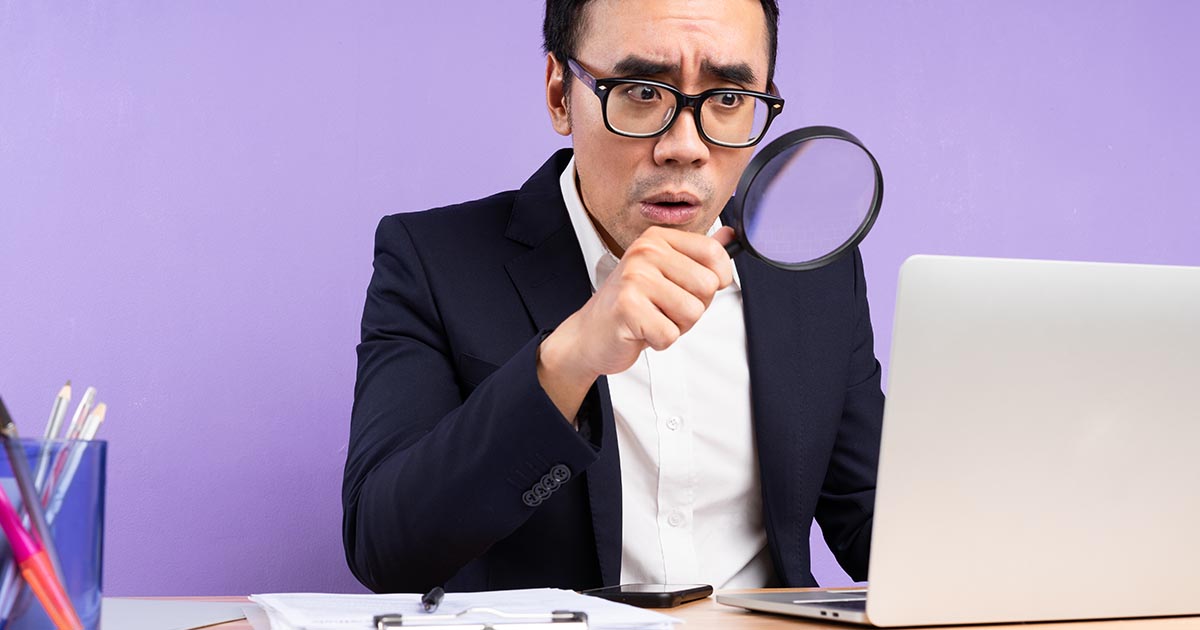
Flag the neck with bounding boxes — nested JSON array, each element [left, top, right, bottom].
[[576, 172, 626, 257]]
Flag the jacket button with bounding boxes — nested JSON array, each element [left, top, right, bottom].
[[550, 464, 571, 483], [540, 473, 560, 491], [522, 491, 541, 507], [533, 484, 551, 499]]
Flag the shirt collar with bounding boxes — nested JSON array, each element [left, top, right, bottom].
[[559, 156, 740, 292]]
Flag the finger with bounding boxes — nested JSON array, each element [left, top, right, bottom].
[[642, 275, 708, 337], [622, 238, 722, 307], [634, 310, 683, 352], [712, 225, 736, 247], [613, 281, 686, 351], [613, 269, 707, 340], [649, 226, 734, 290]]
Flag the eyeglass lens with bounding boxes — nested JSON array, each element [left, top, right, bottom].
[[605, 83, 772, 146]]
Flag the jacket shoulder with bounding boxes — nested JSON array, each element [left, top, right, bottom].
[[378, 189, 520, 244]]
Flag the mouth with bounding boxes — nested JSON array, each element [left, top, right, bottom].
[[639, 192, 703, 225]]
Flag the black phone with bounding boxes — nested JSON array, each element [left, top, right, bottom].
[[581, 583, 713, 608]]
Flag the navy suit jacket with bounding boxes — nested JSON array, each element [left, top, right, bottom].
[[343, 149, 884, 593]]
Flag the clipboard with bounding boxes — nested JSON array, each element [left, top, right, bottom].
[[372, 608, 588, 630]]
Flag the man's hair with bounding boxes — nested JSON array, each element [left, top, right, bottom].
[[543, 0, 781, 92]]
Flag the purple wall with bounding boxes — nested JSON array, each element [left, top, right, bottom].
[[1, 2, 1197, 596]]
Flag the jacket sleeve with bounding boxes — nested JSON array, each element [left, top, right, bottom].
[[342, 215, 600, 593], [814, 248, 885, 581]]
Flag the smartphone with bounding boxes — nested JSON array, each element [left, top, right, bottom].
[[581, 583, 713, 608]]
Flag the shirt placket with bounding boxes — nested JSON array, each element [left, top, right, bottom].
[[644, 345, 698, 583]]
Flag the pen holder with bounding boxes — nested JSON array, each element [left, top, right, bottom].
[[0, 439, 105, 630]]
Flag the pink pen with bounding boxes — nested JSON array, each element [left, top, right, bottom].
[[0, 486, 81, 630]]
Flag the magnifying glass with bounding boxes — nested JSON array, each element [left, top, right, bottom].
[[724, 126, 884, 271]]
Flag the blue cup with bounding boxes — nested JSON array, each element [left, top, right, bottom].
[[0, 439, 106, 630]]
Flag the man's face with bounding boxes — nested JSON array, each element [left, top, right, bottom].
[[555, 0, 771, 255]]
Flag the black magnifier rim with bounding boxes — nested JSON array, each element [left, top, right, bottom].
[[731, 125, 884, 272]]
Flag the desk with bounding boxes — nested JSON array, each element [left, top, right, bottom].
[[199, 591, 1200, 630]]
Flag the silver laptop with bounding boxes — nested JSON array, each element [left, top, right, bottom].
[[719, 255, 1200, 626]]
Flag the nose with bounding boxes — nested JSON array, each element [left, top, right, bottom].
[[652, 108, 710, 167]]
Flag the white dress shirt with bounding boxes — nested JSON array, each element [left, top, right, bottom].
[[559, 157, 773, 588]]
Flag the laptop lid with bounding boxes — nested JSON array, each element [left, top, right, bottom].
[[865, 255, 1200, 626]]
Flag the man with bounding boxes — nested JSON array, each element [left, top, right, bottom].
[[343, 0, 883, 594]]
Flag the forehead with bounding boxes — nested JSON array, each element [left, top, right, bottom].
[[576, 0, 769, 84]]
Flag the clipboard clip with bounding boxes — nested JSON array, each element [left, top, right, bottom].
[[373, 608, 588, 630]]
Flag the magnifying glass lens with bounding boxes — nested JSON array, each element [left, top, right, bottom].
[[739, 133, 880, 269]]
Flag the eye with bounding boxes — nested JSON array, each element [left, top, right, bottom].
[[623, 84, 662, 102], [715, 92, 744, 108]]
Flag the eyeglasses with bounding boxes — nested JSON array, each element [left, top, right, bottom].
[[566, 58, 785, 148]]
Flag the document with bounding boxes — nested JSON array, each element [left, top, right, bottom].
[[100, 598, 248, 630], [249, 588, 681, 630]]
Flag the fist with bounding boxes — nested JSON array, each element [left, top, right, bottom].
[[549, 225, 735, 378]]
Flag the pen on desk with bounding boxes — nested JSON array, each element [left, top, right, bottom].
[[421, 587, 445, 613], [0, 484, 81, 630], [34, 382, 72, 494], [0, 397, 65, 584]]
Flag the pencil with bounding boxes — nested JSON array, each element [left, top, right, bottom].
[[34, 382, 71, 497], [43, 383, 71, 441]]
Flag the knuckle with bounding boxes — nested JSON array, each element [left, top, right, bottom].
[[619, 267, 653, 290], [699, 270, 721, 296], [707, 238, 728, 260], [648, 327, 679, 351], [625, 240, 649, 258], [614, 287, 641, 313], [676, 299, 704, 330], [643, 225, 668, 240], [626, 236, 661, 258], [706, 242, 731, 273]]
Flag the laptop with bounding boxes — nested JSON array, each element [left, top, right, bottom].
[[718, 255, 1200, 626]]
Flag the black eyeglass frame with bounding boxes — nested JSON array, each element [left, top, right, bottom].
[[566, 58, 785, 148]]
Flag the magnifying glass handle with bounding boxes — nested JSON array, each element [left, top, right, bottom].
[[724, 240, 743, 258]]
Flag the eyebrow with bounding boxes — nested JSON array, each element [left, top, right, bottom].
[[610, 55, 759, 87]]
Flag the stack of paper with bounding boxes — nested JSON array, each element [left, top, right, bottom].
[[249, 588, 680, 630], [100, 598, 249, 630]]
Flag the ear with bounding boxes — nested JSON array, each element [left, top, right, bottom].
[[545, 54, 572, 136]]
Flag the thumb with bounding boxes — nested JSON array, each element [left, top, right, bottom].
[[712, 225, 736, 247]]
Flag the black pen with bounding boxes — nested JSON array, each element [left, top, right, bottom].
[[421, 586, 445, 613]]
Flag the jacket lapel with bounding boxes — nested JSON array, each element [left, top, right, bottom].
[[503, 150, 589, 330], [735, 253, 811, 585], [503, 150, 623, 586]]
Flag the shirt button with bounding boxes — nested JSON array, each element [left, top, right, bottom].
[[667, 511, 685, 527], [665, 416, 682, 431]]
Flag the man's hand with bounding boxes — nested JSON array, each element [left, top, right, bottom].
[[537, 225, 736, 422]]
